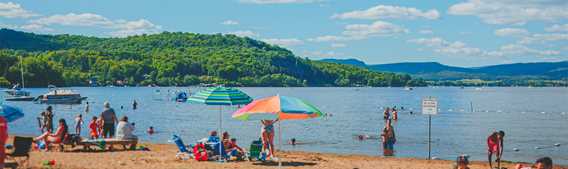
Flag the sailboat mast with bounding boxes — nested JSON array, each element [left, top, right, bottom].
[[20, 56, 24, 88]]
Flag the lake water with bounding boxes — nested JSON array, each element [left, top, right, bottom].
[[3, 87, 568, 164]]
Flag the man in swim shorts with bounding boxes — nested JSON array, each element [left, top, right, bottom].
[[487, 131, 505, 169]]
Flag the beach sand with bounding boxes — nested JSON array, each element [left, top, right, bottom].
[[5, 136, 567, 169]]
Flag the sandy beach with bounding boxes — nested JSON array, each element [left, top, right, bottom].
[[4, 136, 566, 169]]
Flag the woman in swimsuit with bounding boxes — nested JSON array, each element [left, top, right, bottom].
[[261, 119, 278, 157], [35, 119, 69, 149]]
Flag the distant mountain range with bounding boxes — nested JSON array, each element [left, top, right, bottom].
[[320, 59, 568, 80]]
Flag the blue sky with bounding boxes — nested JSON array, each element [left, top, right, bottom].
[[1, 0, 567, 67]]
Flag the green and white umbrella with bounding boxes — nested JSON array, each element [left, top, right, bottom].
[[188, 86, 252, 160]]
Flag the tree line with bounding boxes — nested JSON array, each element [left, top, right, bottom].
[[0, 29, 424, 87]]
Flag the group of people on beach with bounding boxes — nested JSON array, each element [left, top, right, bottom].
[[33, 101, 139, 150]]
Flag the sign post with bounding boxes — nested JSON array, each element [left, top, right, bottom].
[[422, 97, 438, 160]]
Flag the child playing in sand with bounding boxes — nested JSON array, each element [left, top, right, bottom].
[[89, 116, 99, 139], [453, 155, 470, 169], [75, 114, 84, 135], [487, 131, 505, 169]]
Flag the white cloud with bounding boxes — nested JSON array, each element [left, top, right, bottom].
[[448, 0, 568, 25], [519, 33, 568, 44], [331, 43, 346, 48], [494, 28, 529, 37], [240, 0, 321, 4], [408, 37, 483, 56], [110, 19, 162, 37], [342, 20, 407, 38], [332, 5, 440, 20], [221, 20, 239, 25], [26, 13, 161, 37], [408, 37, 561, 58], [418, 29, 433, 34], [545, 24, 568, 32], [31, 13, 113, 27], [303, 50, 339, 58], [262, 38, 304, 47], [497, 44, 560, 56], [227, 30, 258, 37], [307, 35, 350, 42], [0, 2, 37, 18]]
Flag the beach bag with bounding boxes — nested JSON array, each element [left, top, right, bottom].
[[193, 143, 208, 161], [249, 139, 263, 161]]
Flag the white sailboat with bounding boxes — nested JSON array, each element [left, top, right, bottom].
[[3, 56, 34, 101]]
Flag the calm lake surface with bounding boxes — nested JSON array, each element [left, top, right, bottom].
[[3, 87, 568, 164]]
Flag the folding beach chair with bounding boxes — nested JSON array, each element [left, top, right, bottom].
[[248, 138, 263, 161], [6, 136, 33, 168]]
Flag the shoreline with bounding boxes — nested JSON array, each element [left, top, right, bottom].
[[5, 136, 567, 169]]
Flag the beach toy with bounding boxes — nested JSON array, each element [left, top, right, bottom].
[[5, 144, 13, 149], [38, 141, 46, 150]]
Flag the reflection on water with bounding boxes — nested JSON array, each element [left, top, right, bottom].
[[5, 87, 568, 164]]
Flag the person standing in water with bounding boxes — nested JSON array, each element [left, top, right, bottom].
[[392, 108, 398, 120], [381, 119, 396, 156], [75, 114, 84, 135], [383, 107, 391, 120], [42, 106, 54, 133], [487, 131, 505, 169], [261, 119, 278, 157], [84, 102, 90, 114], [132, 100, 138, 110]]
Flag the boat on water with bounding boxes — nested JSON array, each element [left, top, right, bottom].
[[34, 88, 87, 104], [404, 87, 413, 91], [3, 56, 34, 101], [3, 87, 34, 101]]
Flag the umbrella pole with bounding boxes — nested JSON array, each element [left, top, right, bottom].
[[219, 106, 223, 162], [278, 121, 282, 168]]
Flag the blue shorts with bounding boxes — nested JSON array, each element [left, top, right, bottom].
[[383, 140, 394, 150]]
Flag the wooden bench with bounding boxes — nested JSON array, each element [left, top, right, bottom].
[[78, 138, 138, 151]]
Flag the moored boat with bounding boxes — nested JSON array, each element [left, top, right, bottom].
[[35, 89, 87, 104]]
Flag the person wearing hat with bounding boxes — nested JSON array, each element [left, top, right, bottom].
[[99, 101, 118, 138]]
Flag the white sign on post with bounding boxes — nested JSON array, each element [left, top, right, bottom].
[[422, 97, 438, 115]]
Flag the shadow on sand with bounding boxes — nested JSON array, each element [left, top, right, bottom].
[[252, 161, 317, 167]]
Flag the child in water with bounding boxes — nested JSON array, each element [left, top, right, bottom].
[[88, 116, 99, 139], [147, 126, 155, 135], [75, 114, 84, 135]]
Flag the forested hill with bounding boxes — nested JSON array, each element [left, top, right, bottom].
[[0, 28, 423, 87]]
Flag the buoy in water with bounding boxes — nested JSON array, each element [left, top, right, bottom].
[[513, 148, 520, 152], [535, 146, 541, 149], [554, 143, 561, 147]]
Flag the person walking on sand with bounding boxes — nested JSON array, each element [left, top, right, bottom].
[[100, 101, 118, 138], [487, 131, 505, 169], [381, 119, 396, 156], [261, 119, 278, 157], [0, 116, 8, 169]]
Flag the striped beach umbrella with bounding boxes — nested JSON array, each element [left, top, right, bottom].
[[187, 86, 252, 161], [232, 95, 323, 167], [0, 104, 24, 122], [232, 95, 323, 120], [188, 86, 252, 105]]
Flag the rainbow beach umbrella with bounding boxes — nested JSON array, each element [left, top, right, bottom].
[[232, 95, 323, 167], [232, 95, 323, 120]]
